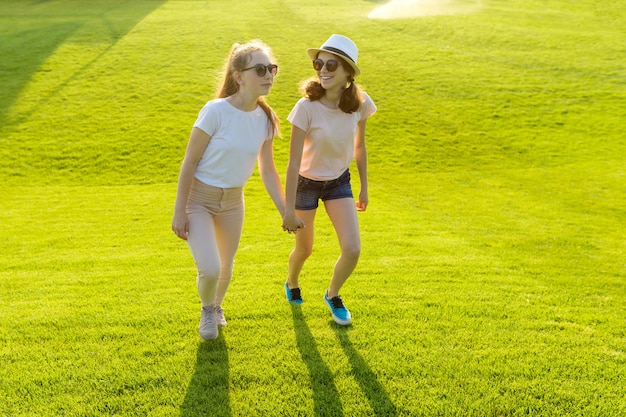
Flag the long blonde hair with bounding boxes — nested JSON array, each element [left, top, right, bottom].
[[217, 40, 280, 137]]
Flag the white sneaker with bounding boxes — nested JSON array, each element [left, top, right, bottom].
[[198, 306, 218, 340], [216, 307, 227, 328]]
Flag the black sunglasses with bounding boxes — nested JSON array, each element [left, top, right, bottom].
[[241, 63, 278, 77], [312, 58, 339, 72]]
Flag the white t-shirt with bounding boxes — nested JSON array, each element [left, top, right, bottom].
[[193, 98, 274, 188], [287, 92, 376, 181]]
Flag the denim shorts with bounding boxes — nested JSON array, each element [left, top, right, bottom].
[[295, 169, 354, 210]]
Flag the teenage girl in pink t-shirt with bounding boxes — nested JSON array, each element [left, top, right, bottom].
[[282, 35, 377, 325]]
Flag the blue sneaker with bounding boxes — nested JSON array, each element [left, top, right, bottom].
[[285, 282, 303, 304], [324, 292, 352, 325]]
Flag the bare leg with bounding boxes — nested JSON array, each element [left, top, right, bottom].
[[287, 208, 317, 289], [324, 198, 361, 298]]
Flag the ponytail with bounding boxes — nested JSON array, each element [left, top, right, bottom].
[[257, 98, 280, 138], [339, 76, 361, 114]]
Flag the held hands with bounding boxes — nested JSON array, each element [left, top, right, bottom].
[[282, 213, 305, 234]]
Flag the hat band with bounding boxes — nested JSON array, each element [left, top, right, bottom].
[[322, 46, 355, 64]]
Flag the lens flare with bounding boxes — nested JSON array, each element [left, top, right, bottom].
[[368, 0, 482, 19]]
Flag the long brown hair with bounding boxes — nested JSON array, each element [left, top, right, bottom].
[[217, 40, 280, 137], [301, 55, 363, 114]]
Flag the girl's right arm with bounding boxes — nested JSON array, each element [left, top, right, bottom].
[[282, 125, 306, 233], [172, 127, 212, 240]]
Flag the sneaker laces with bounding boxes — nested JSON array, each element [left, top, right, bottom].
[[330, 295, 345, 309], [201, 306, 216, 326], [290, 287, 302, 301]]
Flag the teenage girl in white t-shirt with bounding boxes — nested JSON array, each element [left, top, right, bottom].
[[282, 35, 377, 325], [172, 40, 302, 340]]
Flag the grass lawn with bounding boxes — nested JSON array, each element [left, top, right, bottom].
[[1, 0, 625, 415]]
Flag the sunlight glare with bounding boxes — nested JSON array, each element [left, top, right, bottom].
[[368, 0, 482, 19]]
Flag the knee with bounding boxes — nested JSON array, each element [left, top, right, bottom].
[[293, 244, 313, 260], [341, 242, 361, 260], [197, 263, 220, 282]]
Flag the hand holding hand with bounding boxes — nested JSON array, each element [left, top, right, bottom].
[[282, 213, 305, 234]]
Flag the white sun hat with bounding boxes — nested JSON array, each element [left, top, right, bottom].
[[307, 34, 361, 76]]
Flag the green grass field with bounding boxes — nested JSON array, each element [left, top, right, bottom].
[[1, 0, 625, 415]]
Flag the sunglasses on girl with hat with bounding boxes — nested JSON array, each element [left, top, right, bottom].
[[312, 58, 339, 72]]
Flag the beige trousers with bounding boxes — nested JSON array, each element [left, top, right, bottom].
[[186, 179, 244, 307]]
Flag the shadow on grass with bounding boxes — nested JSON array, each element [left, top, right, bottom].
[[0, 1, 167, 128], [332, 325, 398, 416], [291, 305, 344, 417], [180, 336, 230, 417]]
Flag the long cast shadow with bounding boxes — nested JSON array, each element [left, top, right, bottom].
[[0, 1, 167, 128], [332, 326, 398, 416], [180, 337, 231, 417], [291, 305, 344, 417]]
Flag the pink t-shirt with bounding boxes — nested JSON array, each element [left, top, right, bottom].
[[287, 92, 376, 181]]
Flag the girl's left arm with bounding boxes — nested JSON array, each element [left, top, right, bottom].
[[354, 118, 369, 212], [258, 138, 286, 217]]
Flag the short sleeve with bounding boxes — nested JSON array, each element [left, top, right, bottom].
[[193, 101, 220, 136], [287, 98, 312, 132], [360, 92, 377, 121]]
